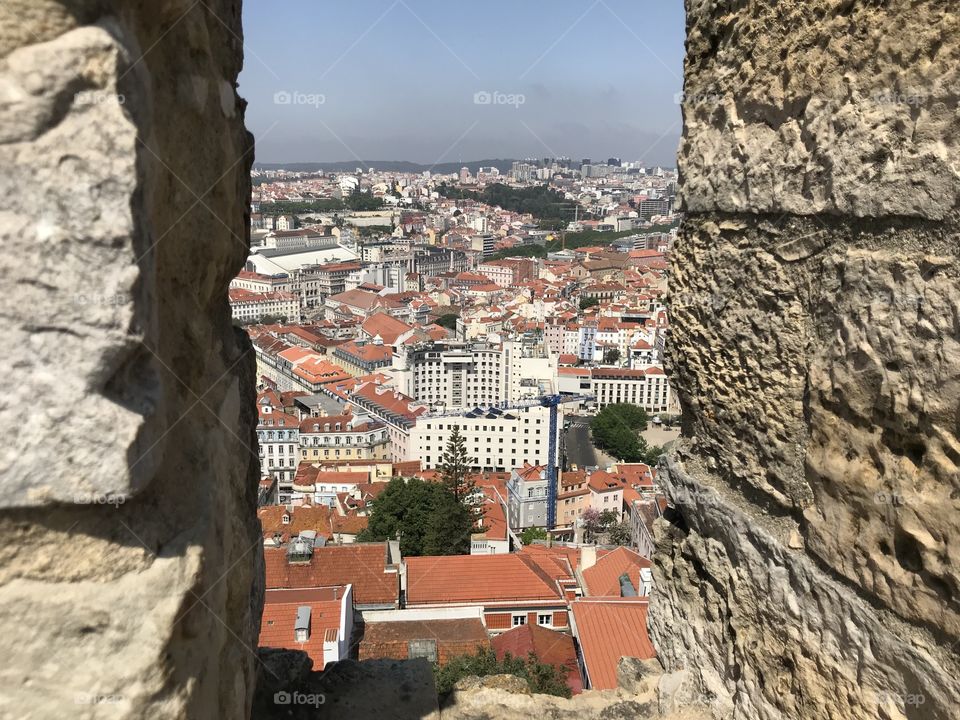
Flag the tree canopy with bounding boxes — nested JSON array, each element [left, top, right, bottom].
[[439, 425, 475, 502], [590, 404, 663, 464], [436, 313, 459, 330], [435, 182, 575, 228], [359, 428, 479, 556], [357, 476, 475, 556], [520, 526, 548, 545]]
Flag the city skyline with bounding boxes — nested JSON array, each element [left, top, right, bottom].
[[240, 0, 685, 167]]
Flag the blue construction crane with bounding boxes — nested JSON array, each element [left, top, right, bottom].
[[500, 392, 594, 529]]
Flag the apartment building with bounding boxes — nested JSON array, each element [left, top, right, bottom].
[[256, 401, 300, 489], [330, 341, 394, 377], [410, 403, 558, 472], [590, 367, 672, 414], [229, 288, 300, 324], [297, 412, 390, 464], [404, 554, 575, 632], [391, 339, 557, 411], [255, 341, 352, 394], [349, 382, 426, 462], [505, 464, 549, 530]]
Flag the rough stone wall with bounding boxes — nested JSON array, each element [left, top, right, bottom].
[[652, 1, 960, 719], [0, 1, 261, 718]]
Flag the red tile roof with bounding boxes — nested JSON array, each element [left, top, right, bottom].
[[492, 624, 583, 695], [360, 618, 488, 665], [581, 546, 652, 597], [405, 554, 566, 605], [259, 503, 333, 539], [259, 587, 345, 669], [361, 312, 413, 345], [587, 470, 625, 493], [263, 543, 399, 607], [571, 599, 655, 690]]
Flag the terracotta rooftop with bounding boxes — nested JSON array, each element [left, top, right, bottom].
[[258, 503, 333, 539], [492, 624, 583, 695], [405, 554, 566, 605], [581, 546, 652, 597], [571, 599, 655, 690], [263, 543, 399, 607], [362, 617, 488, 649], [259, 587, 345, 669], [361, 312, 413, 345]]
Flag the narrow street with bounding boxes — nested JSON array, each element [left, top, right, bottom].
[[563, 415, 616, 470]]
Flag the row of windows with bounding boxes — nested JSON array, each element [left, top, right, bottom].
[[259, 430, 297, 440], [422, 437, 536, 453], [300, 433, 386, 446]]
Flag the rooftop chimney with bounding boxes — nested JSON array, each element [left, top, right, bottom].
[[580, 545, 597, 572], [639, 567, 653, 596]]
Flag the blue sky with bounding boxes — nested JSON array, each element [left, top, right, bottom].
[[239, 0, 685, 165]]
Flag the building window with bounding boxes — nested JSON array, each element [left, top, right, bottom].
[[512, 615, 526, 627], [538, 614, 552, 626]]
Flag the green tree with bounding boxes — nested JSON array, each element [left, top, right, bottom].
[[436, 313, 459, 330], [520, 527, 548, 545], [422, 488, 474, 556], [590, 404, 650, 462], [359, 472, 478, 556], [357, 477, 436, 556], [439, 426, 475, 502], [608, 520, 633, 546], [598, 509, 620, 528], [434, 647, 571, 699], [579, 297, 600, 310], [602, 347, 621, 365]]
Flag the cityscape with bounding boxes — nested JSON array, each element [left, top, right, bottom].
[[6, 1, 957, 719], [235, 155, 680, 696]]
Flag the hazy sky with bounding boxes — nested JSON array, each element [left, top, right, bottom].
[[239, 0, 685, 166]]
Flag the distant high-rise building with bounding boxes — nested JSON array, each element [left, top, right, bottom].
[[607, 157, 622, 167]]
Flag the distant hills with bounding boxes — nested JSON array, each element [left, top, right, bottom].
[[253, 159, 519, 174]]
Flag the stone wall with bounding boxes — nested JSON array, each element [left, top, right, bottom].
[[651, 1, 960, 718], [0, 1, 261, 717]]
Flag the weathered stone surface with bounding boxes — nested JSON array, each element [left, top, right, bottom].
[[454, 674, 531, 694], [652, 456, 960, 720], [680, 1, 960, 219], [617, 656, 663, 696], [0, 1, 260, 718], [656, 0, 960, 718], [0, 20, 165, 506]]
